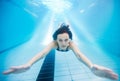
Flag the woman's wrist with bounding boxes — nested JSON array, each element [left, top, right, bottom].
[[89, 64, 94, 69], [25, 63, 32, 68]]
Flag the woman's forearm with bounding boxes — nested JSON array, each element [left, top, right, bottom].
[[27, 52, 47, 66], [70, 42, 93, 69], [26, 41, 55, 67], [76, 52, 93, 69]]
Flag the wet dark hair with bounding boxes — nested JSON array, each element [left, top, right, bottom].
[[53, 23, 72, 40]]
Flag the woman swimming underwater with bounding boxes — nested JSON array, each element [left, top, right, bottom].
[[3, 23, 118, 80]]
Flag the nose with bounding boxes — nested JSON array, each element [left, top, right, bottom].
[[61, 41, 67, 46], [62, 41, 66, 45]]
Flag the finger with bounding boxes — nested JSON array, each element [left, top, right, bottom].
[[108, 72, 118, 80], [10, 66, 23, 69], [103, 68, 113, 72], [10, 66, 19, 69], [3, 69, 14, 75], [94, 65, 112, 71], [107, 73, 118, 80], [112, 73, 118, 80], [104, 70, 118, 80]]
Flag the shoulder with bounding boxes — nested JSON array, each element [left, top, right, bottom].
[[47, 41, 57, 48], [68, 41, 79, 54], [69, 41, 76, 47], [69, 41, 79, 50], [42, 41, 57, 52]]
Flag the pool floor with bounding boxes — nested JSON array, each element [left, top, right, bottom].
[[0, 38, 120, 81]]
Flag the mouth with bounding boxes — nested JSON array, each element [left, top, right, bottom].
[[62, 46, 66, 48], [61, 46, 67, 50]]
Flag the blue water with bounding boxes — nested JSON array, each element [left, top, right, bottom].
[[0, 0, 120, 81]]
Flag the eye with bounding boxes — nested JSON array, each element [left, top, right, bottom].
[[59, 39, 62, 42], [65, 39, 68, 42]]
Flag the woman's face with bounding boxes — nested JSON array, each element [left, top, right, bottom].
[[57, 33, 70, 50]]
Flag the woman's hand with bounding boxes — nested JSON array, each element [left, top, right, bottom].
[[91, 64, 118, 80], [3, 64, 31, 75]]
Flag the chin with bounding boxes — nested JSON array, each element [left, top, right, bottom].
[[61, 47, 67, 49]]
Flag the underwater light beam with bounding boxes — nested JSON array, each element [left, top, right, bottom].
[[42, 16, 55, 45], [41, 0, 72, 14]]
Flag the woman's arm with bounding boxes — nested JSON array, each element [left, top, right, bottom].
[[27, 41, 56, 66], [3, 41, 56, 74], [70, 41, 118, 80], [70, 41, 93, 69]]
